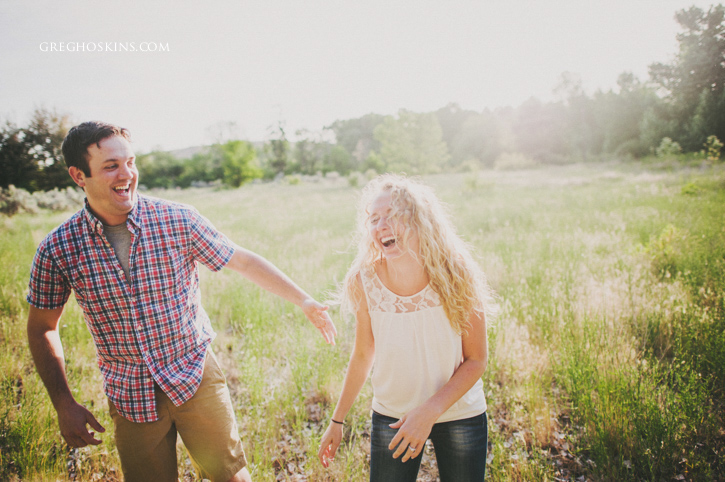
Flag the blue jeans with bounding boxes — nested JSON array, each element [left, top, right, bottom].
[[370, 411, 488, 482]]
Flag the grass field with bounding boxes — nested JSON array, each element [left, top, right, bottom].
[[1, 162, 723, 481]]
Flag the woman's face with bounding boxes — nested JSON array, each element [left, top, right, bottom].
[[367, 191, 419, 260]]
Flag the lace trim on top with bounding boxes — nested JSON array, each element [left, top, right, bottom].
[[364, 271, 441, 313]]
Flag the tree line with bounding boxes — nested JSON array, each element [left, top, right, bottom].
[[2, 4, 723, 193]]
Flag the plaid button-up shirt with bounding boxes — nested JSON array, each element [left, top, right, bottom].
[[27, 195, 236, 422]]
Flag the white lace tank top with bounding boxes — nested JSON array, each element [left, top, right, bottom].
[[361, 269, 487, 423]]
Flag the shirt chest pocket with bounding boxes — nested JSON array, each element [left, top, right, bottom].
[[73, 246, 126, 307], [136, 243, 191, 298], [72, 248, 137, 342]]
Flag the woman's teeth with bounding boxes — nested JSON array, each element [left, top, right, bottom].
[[381, 236, 395, 247]]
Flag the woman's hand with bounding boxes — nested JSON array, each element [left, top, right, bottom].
[[388, 406, 438, 462], [318, 421, 344, 468]]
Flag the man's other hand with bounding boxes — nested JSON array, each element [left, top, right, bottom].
[[58, 400, 106, 448]]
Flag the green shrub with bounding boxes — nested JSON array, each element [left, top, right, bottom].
[[644, 224, 688, 278], [285, 175, 301, 185], [681, 182, 702, 195], [347, 171, 365, 188], [655, 137, 682, 158], [704, 135, 723, 161]]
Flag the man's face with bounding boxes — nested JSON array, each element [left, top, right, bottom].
[[69, 135, 138, 226]]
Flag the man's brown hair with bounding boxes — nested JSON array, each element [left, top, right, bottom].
[[61, 121, 131, 176]]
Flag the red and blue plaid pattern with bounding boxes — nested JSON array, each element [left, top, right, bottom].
[[28, 195, 236, 422]]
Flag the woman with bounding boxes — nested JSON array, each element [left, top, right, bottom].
[[318, 174, 494, 481]]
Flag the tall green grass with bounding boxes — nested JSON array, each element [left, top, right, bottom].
[[1, 165, 723, 480]]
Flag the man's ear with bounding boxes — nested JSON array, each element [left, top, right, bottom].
[[68, 166, 86, 188]]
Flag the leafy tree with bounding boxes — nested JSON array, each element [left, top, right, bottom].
[[638, 101, 680, 152], [649, 5, 725, 149], [373, 110, 450, 174], [591, 73, 657, 157], [449, 109, 510, 169], [265, 121, 290, 176], [687, 87, 725, 147], [293, 129, 329, 175], [294, 136, 316, 175], [181, 149, 224, 186], [219, 140, 261, 187], [137, 144, 259, 189], [362, 151, 385, 173], [511, 97, 568, 163], [434, 103, 481, 166], [0, 122, 34, 189], [553, 72, 602, 160], [136, 151, 187, 188], [327, 113, 384, 164], [321, 145, 353, 174], [0, 108, 73, 191]]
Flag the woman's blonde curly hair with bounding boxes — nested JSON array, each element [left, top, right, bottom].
[[339, 174, 495, 334]]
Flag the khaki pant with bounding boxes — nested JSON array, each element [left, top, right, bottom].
[[109, 349, 247, 482]]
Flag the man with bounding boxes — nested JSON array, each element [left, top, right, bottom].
[[26, 121, 337, 482]]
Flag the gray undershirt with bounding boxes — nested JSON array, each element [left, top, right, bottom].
[[103, 223, 132, 283]]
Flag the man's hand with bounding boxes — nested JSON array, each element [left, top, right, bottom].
[[57, 400, 105, 448], [302, 299, 337, 345], [28, 306, 105, 447]]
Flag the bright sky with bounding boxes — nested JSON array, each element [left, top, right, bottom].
[[0, 0, 719, 152]]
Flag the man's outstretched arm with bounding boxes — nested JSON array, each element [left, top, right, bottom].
[[225, 247, 337, 344], [27, 305, 105, 447]]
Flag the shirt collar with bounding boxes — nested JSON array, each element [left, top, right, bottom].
[[126, 195, 142, 231], [82, 195, 142, 234]]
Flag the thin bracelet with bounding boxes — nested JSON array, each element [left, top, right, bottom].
[[331, 418, 344, 425]]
